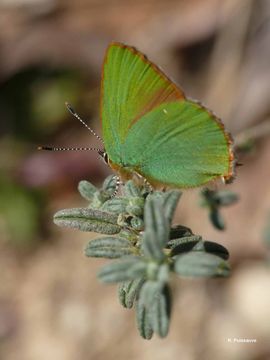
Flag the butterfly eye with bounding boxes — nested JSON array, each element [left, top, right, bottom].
[[103, 152, 109, 164], [98, 150, 109, 164]]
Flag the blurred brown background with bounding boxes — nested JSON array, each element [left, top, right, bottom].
[[0, 0, 270, 359]]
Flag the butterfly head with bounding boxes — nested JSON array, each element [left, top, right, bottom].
[[98, 149, 109, 165]]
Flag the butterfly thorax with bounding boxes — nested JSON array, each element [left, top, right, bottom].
[[101, 152, 147, 186], [107, 157, 135, 180]]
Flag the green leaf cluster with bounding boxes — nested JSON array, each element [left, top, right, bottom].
[[54, 175, 231, 339]]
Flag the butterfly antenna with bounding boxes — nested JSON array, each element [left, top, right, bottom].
[[38, 145, 103, 154], [65, 102, 104, 144]]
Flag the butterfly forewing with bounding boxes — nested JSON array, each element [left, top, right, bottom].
[[101, 42, 185, 164]]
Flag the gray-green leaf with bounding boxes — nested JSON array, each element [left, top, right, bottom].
[[101, 197, 129, 213], [136, 299, 153, 340], [161, 190, 182, 224], [150, 285, 171, 338], [174, 252, 230, 277], [140, 280, 163, 308], [102, 175, 118, 194], [142, 197, 169, 260], [53, 208, 121, 234], [78, 180, 98, 201], [118, 278, 145, 308], [210, 209, 225, 230], [98, 257, 147, 283], [84, 237, 134, 258], [168, 235, 202, 250], [214, 191, 239, 206], [124, 180, 142, 197]]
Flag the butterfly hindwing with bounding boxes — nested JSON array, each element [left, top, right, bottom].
[[121, 101, 233, 187]]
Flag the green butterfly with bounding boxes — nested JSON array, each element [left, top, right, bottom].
[[40, 42, 235, 189], [100, 42, 235, 188]]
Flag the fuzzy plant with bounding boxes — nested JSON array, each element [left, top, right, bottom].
[[54, 175, 233, 340]]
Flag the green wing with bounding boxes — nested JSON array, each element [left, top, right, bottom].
[[101, 42, 185, 164], [121, 101, 233, 188]]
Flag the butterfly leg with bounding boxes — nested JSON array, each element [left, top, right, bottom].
[[134, 172, 153, 193], [111, 175, 123, 198], [143, 178, 154, 192]]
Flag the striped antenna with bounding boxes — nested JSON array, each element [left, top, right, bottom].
[[65, 102, 103, 144], [37, 146, 103, 154]]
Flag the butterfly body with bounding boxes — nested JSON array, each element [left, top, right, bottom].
[[101, 42, 235, 189]]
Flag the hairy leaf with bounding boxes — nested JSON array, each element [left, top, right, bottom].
[[98, 257, 147, 283], [142, 197, 169, 259], [136, 299, 153, 340], [85, 236, 135, 258], [78, 180, 97, 201], [118, 278, 145, 308], [54, 208, 121, 234], [174, 252, 230, 277], [150, 285, 171, 338]]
